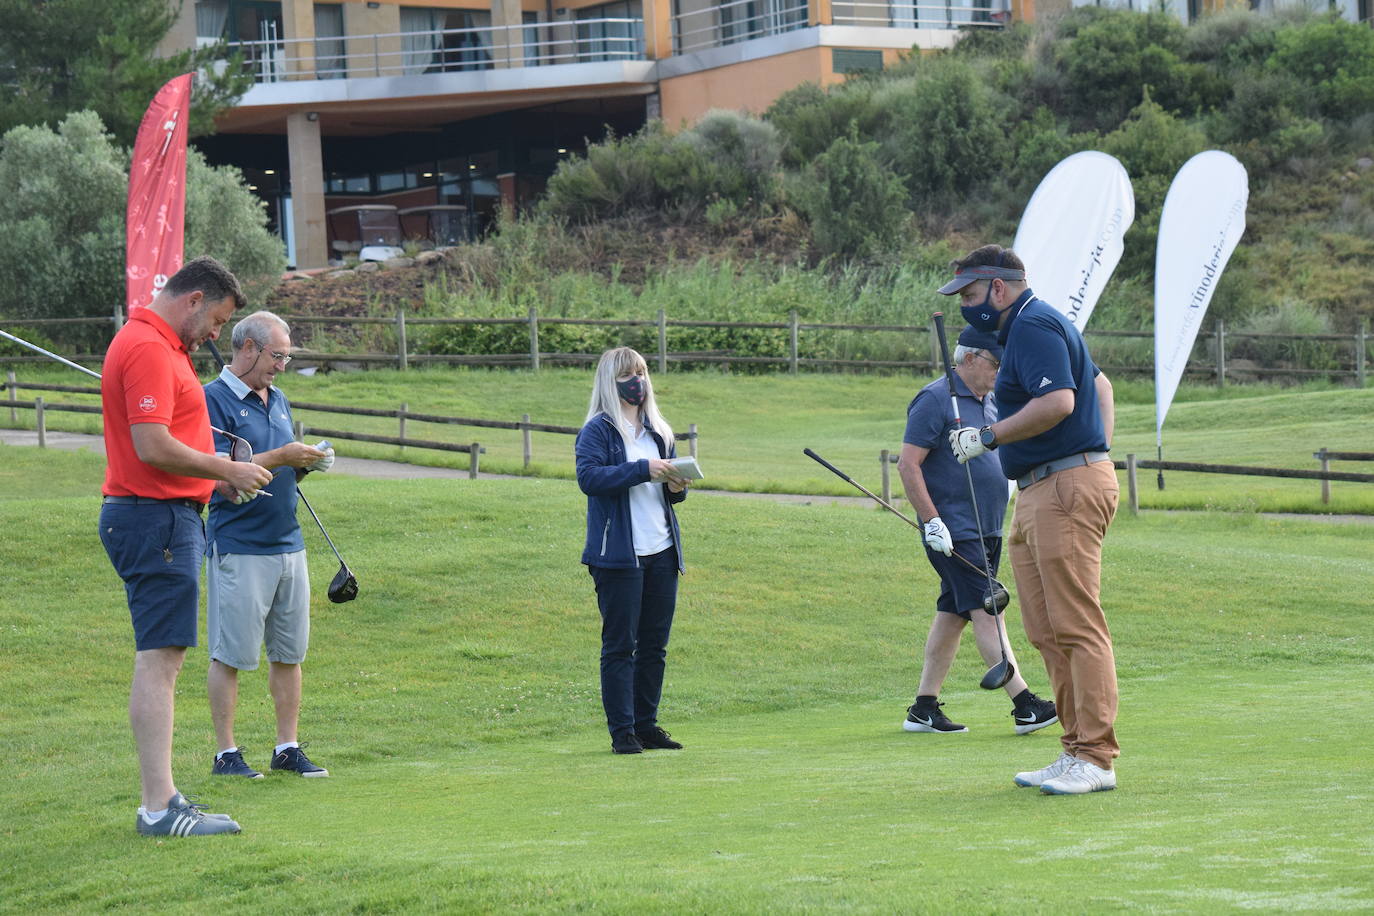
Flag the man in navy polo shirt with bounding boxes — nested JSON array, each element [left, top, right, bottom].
[[203, 311, 335, 780], [897, 325, 1057, 737], [941, 245, 1120, 796]]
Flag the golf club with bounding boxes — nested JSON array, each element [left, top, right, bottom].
[[932, 311, 1014, 691], [206, 340, 358, 603], [803, 447, 1009, 613]]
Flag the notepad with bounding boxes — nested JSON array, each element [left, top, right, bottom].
[[670, 456, 705, 480]]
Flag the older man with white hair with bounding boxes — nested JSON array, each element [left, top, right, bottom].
[[203, 310, 336, 781]]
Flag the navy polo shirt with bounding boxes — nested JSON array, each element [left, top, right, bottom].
[[995, 290, 1107, 481], [904, 373, 1007, 540], [203, 367, 304, 555]]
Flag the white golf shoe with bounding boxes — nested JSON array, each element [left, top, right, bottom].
[[1040, 758, 1116, 795], [1013, 751, 1076, 788]]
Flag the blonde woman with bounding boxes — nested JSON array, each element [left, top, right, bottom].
[[575, 348, 690, 755]]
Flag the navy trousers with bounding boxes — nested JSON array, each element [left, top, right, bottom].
[[589, 547, 679, 737]]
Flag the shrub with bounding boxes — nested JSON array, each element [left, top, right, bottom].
[[675, 109, 783, 209], [1233, 298, 1338, 372], [185, 152, 286, 306], [790, 130, 909, 261], [765, 81, 882, 170], [1267, 17, 1374, 122]]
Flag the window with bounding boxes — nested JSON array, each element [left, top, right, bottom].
[[195, 0, 230, 46], [721, 0, 806, 45], [577, 0, 644, 62], [400, 7, 492, 74], [314, 4, 345, 78]]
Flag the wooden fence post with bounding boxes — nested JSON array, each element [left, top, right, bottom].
[[1215, 319, 1226, 387], [470, 443, 481, 479], [657, 309, 667, 374], [1357, 320, 1367, 388], [880, 448, 891, 503], [522, 413, 532, 468], [293, 420, 304, 442], [789, 310, 799, 375], [528, 307, 540, 371], [35, 396, 45, 448], [399, 402, 407, 451], [1315, 447, 1330, 504], [1126, 453, 1139, 516], [689, 423, 698, 459], [395, 308, 408, 371], [929, 316, 941, 373], [113, 304, 125, 332], [7, 370, 15, 423]]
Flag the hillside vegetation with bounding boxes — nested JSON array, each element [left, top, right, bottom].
[[380, 7, 1374, 364]]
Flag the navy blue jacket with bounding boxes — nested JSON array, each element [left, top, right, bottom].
[[575, 412, 686, 572]]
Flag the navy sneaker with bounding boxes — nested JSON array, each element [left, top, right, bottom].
[[635, 726, 683, 750], [136, 793, 241, 837], [1013, 695, 1059, 735], [212, 749, 264, 779], [271, 744, 329, 777]]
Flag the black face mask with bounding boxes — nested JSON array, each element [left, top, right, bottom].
[[616, 375, 646, 406]]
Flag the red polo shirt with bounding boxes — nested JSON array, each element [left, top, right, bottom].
[[101, 308, 215, 501]]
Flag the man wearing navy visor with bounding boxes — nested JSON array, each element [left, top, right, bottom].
[[939, 245, 1121, 796]]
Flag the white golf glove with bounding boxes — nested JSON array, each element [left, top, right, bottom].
[[229, 487, 261, 505], [923, 516, 953, 556], [948, 426, 987, 464], [307, 441, 335, 473]]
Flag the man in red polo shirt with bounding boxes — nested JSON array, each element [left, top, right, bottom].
[[99, 256, 272, 838]]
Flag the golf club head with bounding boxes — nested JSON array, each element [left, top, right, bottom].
[[328, 565, 358, 603], [983, 582, 1010, 615], [980, 659, 1015, 691]]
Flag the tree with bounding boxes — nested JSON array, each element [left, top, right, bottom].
[[0, 111, 284, 324], [0, 0, 252, 146]]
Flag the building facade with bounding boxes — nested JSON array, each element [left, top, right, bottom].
[[171, 0, 1365, 268]]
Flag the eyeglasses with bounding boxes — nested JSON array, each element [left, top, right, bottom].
[[253, 340, 293, 365], [974, 351, 1001, 369]]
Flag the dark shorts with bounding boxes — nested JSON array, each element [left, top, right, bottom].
[[99, 501, 205, 651], [924, 536, 1002, 620]]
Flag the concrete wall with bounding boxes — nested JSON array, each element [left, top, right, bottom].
[[659, 46, 832, 127]]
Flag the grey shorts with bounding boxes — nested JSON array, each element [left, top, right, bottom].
[[206, 548, 311, 670]]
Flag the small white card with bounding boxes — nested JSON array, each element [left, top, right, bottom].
[[670, 456, 705, 480]]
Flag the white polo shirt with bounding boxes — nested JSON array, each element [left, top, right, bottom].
[[622, 422, 672, 557]]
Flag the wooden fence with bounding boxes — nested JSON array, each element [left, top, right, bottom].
[[878, 449, 1374, 511], [2, 308, 1369, 384], [3, 375, 699, 476]]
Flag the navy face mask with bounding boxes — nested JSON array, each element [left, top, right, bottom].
[[616, 375, 646, 406], [960, 282, 1001, 333]]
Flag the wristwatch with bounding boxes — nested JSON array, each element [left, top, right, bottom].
[[979, 426, 998, 450]]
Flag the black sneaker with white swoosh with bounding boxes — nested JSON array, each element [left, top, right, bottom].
[[903, 700, 968, 733], [1012, 695, 1058, 735]]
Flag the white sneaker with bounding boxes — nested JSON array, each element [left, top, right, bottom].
[[1040, 758, 1117, 795], [1013, 751, 1076, 788]]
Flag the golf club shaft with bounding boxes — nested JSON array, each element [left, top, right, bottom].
[[0, 328, 102, 380], [804, 447, 921, 529], [933, 312, 1012, 670]]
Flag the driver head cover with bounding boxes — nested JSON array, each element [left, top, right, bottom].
[[328, 566, 359, 603]]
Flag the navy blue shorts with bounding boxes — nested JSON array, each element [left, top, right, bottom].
[[99, 501, 205, 650], [924, 536, 1002, 620]]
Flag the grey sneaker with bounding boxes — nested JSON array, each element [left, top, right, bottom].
[[1013, 751, 1077, 787], [212, 749, 264, 779], [135, 793, 241, 837], [271, 744, 329, 777], [1041, 758, 1117, 795]]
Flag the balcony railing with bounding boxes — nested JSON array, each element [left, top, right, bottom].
[[224, 20, 646, 83], [830, 0, 1010, 29], [673, 0, 811, 54]]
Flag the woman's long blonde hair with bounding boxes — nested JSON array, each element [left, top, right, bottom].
[[585, 347, 673, 446]]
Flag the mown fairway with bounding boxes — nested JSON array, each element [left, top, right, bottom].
[[9, 366, 1374, 513], [2, 446, 1371, 913]]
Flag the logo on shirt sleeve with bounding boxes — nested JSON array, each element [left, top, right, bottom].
[[1038, 377, 1053, 389], [138, 395, 158, 412]]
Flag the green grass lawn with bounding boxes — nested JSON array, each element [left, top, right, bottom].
[[7, 365, 1373, 514], [2, 447, 1371, 913]]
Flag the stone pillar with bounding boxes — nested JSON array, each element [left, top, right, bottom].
[[809, 0, 833, 27], [282, 0, 317, 78], [490, 0, 526, 68], [287, 112, 328, 270], [344, 1, 401, 77]]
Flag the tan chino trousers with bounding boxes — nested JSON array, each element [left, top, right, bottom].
[[1008, 460, 1120, 770]]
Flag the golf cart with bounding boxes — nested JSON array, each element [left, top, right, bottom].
[[327, 204, 405, 261]]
